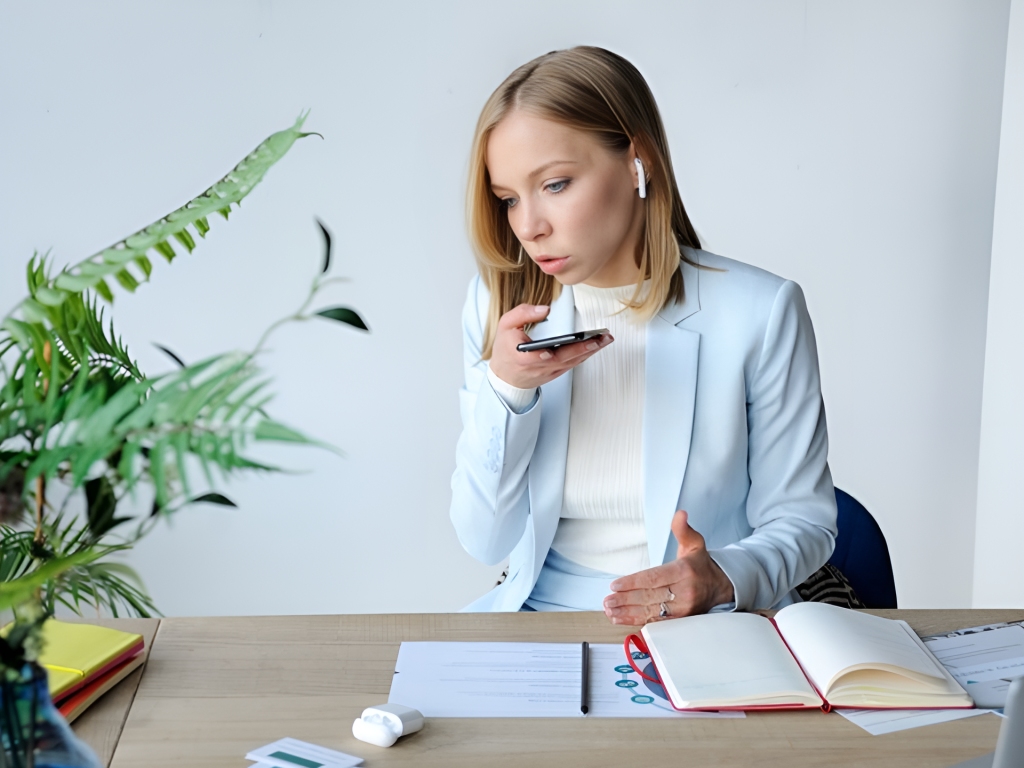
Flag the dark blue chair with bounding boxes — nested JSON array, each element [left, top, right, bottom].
[[828, 488, 897, 609]]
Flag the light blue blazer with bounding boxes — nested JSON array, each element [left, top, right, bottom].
[[450, 248, 837, 612]]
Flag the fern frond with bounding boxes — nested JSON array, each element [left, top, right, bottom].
[[46, 294, 142, 381], [9, 112, 315, 311]]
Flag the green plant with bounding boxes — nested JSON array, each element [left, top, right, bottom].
[[0, 114, 367, 654]]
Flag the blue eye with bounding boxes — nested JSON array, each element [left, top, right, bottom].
[[500, 180, 568, 211]]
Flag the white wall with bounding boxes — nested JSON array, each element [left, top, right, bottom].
[[974, 0, 1024, 608], [0, 0, 1011, 615]]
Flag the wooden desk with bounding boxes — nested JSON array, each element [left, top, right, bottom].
[[73, 610, 1022, 768], [66, 617, 160, 767]]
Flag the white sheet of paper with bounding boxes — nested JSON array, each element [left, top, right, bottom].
[[835, 707, 991, 736], [923, 623, 1024, 709], [388, 641, 744, 719], [834, 621, 1024, 735], [924, 625, 1024, 685]]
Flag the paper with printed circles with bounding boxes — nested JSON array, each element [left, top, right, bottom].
[[388, 641, 744, 718]]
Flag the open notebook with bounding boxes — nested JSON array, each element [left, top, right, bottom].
[[626, 602, 973, 711]]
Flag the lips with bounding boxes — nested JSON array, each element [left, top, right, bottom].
[[536, 255, 569, 275]]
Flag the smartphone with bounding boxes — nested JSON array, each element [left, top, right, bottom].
[[516, 329, 609, 353]]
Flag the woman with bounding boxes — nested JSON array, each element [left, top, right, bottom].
[[450, 46, 837, 625]]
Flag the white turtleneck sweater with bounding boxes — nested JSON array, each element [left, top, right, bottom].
[[486, 281, 649, 576]]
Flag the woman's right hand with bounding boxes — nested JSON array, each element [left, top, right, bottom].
[[488, 304, 614, 390]]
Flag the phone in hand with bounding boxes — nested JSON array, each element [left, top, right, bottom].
[[516, 329, 609, 353]]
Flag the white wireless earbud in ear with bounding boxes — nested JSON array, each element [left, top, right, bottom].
[[634, 157, 646, 199]]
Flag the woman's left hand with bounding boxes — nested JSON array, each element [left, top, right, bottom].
[[602, 510, 735, 625]]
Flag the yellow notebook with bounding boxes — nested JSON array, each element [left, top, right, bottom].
[[37, 620, 145, 700]]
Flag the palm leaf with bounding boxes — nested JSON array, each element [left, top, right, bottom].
[[0, 549, 105, 612], [49, 561, 159, 618], [0, 527, 34, 583]]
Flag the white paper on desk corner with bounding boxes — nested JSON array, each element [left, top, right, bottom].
[[833, 619, 1024, 735], [835, 707, 992, 736], [923, 624, 1024, 708], [388, 641, 744, 719]]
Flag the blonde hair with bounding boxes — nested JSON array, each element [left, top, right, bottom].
[[467, 46, 701, 359]]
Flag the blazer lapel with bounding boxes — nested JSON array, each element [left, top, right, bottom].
[[528, 285, 575, 580], [643, 259, 702, 566]]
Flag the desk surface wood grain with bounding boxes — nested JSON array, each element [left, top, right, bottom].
[[100, 610, 1022, 768]]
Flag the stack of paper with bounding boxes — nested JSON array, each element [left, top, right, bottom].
[[924, 621, 1024, 708], [38, 620, 146, 723]]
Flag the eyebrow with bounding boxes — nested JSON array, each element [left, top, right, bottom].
[[490, 160, 578, 193]]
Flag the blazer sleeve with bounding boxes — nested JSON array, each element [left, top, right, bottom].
[[708, 280, 838, 610], [450, 276, 543, 565]]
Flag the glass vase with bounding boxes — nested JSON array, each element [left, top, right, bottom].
[[0, 664, 102, 768]]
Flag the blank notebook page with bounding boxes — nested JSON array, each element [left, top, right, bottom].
[[643, 612, 819, 707], [773, 602, 946, 693]]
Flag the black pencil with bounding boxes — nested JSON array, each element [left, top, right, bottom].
[[580, 641, 590, 715]]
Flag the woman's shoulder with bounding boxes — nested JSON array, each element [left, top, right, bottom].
[[682, 248, 813, 357], [687, 248, 790, 298], [686, 247, 805, 316]]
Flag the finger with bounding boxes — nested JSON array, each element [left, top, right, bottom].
[[533, 339, 609, 371], [604, 602, 656, 625], [550, 334, 614, 365], [514, 344, 569, 365], [499, 304, 549, 331], [534, 338, 607, 365], [672, 509, 706, 558], [558, 339, 612, 367], [526, 334, 612, 377], [610, 563, 677, 593], [618, 594, 698, 622], [603, 586, 675, 609]]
